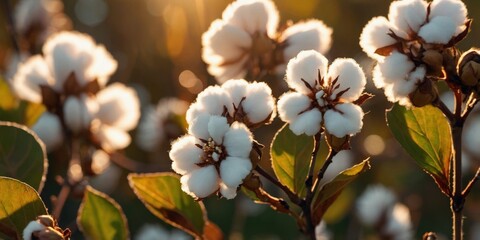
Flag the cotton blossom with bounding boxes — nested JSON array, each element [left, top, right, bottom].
[[277, 50, 366, 137], [14, 0, 71, 48], [360, 0, 469, 106], [186, 79, 275, 128], [136, 98, 189, 151], [32, 111, 63, 151], [202, 0, 332, 83], [170, 115, 253, 199], [91, 83, 141, 152]]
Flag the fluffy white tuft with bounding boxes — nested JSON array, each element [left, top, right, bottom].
[[388, 0, 427, 34], [202, 20, 252, 66], [242, 81, 275, 123], [181, 165, 219, 199], [186, 85, 230, 123], [23, 220, 46, 240], [12, 55, 54, 103], [289, 108, 323, 136], [220, 157, 252, 189], [219, 182, 238, 199], [223, 122, 253, 158], [92, 123, 132, 151], [324, 103, 363, 138], [32, 112, 63, 152], [314, 221, 331, 240], [326, 58, 366, 102], [188, 112, 211, 140], [277, 92, 311, 123], [95, 83, 140, 131], [430, 0, 468, 34], [377, 51, 414, 83], [359, 17, 397, 59], [279, 20, 333, 64], [222, 79, 249, 115], [207, 115, 230, 144], [286, 50, 328, 95], [221, 0, 279, 38], [356, 185, 397, 226], [170, 135, 202, 175], [418, 16, 456, 44], [207, 56, 249, 84]]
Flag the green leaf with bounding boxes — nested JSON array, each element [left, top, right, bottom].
[[0, 177, 48, 240], [77, 186, 129, 240], [0, 122, 48, 192], [271, 124, 313, 198], [386, 104, 451, 195], [128, 173, 206, 238], [312, 159, 370, 225]]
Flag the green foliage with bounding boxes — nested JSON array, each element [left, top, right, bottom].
[[312, 159, 370, 225], [271, 124, 313, 198], [0, 122, 48, 192], [77, 186, 129, 240], [128, 173, 207, 238], [386, 104, 452, 195], [0, 177, 48, 240]]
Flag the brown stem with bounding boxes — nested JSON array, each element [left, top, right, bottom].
[[451, 126, 463, 240], [306, 133, 322, 191], [433, 98, 455, 123], [52, 183, 71, 220], [311, 149, 338, 194], [254, 165, 301, 205], [462, 167, 480, 198]]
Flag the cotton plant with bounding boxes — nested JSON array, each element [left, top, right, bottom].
[[356, 185, 413, 240], [202, 0, 332, 83], [359, 0, 480, 239]]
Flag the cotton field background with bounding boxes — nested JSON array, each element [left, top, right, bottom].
[[1, 0, 480, 239]]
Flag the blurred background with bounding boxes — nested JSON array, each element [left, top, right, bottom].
[[1, 0, 480, 239]]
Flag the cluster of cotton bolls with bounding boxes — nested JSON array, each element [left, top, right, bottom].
[[360, 0, 469, 107], [11, 31, 140, 152], [277, 50, 368, 138], [202, 0, 332, 83], [356, 185, 413, 240], [169, 79, 275, 199]]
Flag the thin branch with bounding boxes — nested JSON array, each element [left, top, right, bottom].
[[461, 92, 479, 121], [462, 167, 480, 198], [311, 149, 338, 193], [255, 165, 302, 205], [51, 182, 71, 220], [433, 98, 455, 123], [306, 133, 322, 190]]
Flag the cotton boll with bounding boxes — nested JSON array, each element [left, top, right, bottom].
[[384, 203, 413, 240], [243, 82, 275, 123], [222, 0, 279, 38], [32, 112, 63, 151], [207, 115, 230, 144], [222, 79, 249, 115], [220, 157, 252, 189], [12, 55, 54, 103], [418, 16, 456, 44], [85, 45, 118, 87], [96, 83, 140, 131], [196, 86, 231, 118], [356, 185, 397, 226], [359, 17, 397, 59], [23, 220, 46, 240], [280, 20, 333, 63], [277, 92, 311, 122], [289, 108, 322, 136], [188, 113, 211, 140], [324, 103, 363, 138], [181, 165, 219, 199], [202, 20, 252, 66], [169, 135, 202, 175], [223, 122, 253, 158], [388, 0, 428, 34], [430, 0, 468, 34], [326, 58, 366, 102], [286, 50, 328, 94], [63, 95, 97, 133]]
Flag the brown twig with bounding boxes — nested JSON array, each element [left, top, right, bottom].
[[254, 165, 302, 205], [462, 167, 480, 198]]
